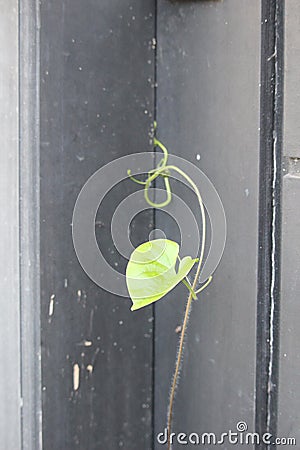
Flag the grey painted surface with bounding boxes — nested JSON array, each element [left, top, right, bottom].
[[277, 174, 300, 448], [283, 1, 300, 158], [155, 1, 260, 447], [277, 4, 300, 447], [19, 0, 43, 449], [0, 1, 21, 449], [39, 1, 155, 449]]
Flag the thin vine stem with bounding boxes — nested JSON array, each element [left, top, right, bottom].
[[162, 166, 206, 450], [128, 128, 210, 450]]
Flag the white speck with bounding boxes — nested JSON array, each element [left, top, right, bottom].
[[73, 363, 80, 391], [84, 340, 93, 347], [132, 15, 135, 20], [71, 38, 75, 43], [64, 278, 68, 288], [76, 155, 85, 162], [48, 294, 55, 317], [144, 110, 148, 115], [147, 60, 152, 65], [195, 334, 200, 343], [78, 66, 82, 71], [113, 342, 117, 347], [119, 320, 123, 325], [87, 364, 93, 374], [77, 290, 82, 299], [245, 188, 249, 197], [45, 70, 49, 75], [196, 154, 201, 161], [283, 353, 287, 357], [114, 262, 118, 267]]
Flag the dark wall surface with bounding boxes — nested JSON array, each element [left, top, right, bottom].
[[155, 0, 260, 447], [40, 1, 155, 449]]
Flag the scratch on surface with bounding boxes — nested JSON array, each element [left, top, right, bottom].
[[48, 294, 55, 317], [73, 363, 80, 391], [76, 340, 93, 347], [267, 133, 277, 433], [88, 309, 94, 336], [267, 13, 280, 437], [91, 347, 100, 366], [267, 49, 277, 61]]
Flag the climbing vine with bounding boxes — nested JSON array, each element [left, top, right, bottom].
[[126, 124, 213, 449]]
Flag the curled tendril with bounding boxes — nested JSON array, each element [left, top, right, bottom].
[[127, 130, 171, 207]]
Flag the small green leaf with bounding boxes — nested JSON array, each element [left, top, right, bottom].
[[126, 239, 198, 311]]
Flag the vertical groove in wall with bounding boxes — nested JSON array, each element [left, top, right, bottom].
[[19, 0, 42, 448], [152, 1, 158, 448], [256, 0, 284, 447]]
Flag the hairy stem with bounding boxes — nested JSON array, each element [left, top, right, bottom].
[[165, 169, 206, 450]]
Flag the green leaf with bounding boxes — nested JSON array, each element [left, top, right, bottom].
[[126, 239, 198, 311]]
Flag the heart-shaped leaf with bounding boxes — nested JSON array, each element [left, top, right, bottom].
[[126, 239, 198, 311]]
